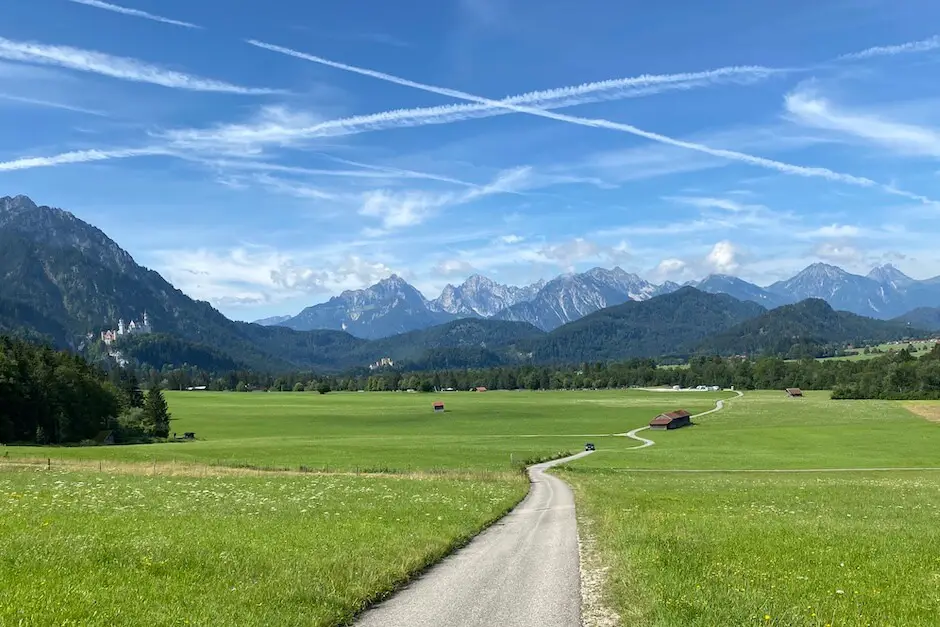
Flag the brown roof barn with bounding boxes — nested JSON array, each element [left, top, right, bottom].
[[433, 401, 445, 412], [649, 409, 692, 430], [786, 388, 803, 397]]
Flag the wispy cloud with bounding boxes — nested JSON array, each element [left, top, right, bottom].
[[67, 0, 201, 29], [246, 39, 938, 206], [0, 93, 107, 116], [800, 224, 862, 239], [0, 147, 161, 172], [838, 35, 940, 61], [0, 37, 279, 94], [785, 87, 940, 157], [666, 196, 764, 213], [359, 166, 532, 232]]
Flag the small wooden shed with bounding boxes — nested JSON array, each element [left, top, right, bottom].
[[649, 409, 692, 430], [433, 401, 445, 413], [786, 388, 803, 397]]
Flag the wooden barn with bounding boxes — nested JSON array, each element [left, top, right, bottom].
[[433, 401, 445, 413], [649, 409, 692, 430], [786, 388, 804, 397]]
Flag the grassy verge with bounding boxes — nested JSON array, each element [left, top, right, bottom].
[[0, 465, 526, 626]]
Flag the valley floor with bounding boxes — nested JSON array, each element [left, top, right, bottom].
[[2, 390, 939, 625]]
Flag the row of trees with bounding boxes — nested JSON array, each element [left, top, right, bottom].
[[128, 343, 940, 400], [0, 336, 171, 445]]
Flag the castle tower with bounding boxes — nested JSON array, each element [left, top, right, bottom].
[[142, 311, 150, 332], [118, 319, 125, 335]]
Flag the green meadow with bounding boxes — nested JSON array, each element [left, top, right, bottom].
[[0, 468, 523, 627], [561, 391, 940, 626], [3, 389, 940, 626], [7, 389, 723, 471]]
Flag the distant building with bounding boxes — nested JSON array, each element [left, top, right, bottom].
[[369, 357, 395, 371], [649, 409, 692, 430], [433, 401, 445, 413], [101, 312, 152, 345], [474, 386, 488, 392], [785, 388, 803, 397]]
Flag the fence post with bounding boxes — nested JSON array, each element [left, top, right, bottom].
[[47, 458, 51, 470]]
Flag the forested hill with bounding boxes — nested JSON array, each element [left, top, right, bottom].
[[893, 307, 940, 331], [362, 318, 544, 368], [697, 298, 926, 358], [531, 287, 767, 363]]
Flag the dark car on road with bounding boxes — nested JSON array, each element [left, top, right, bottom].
[[584, 443, 595, 451]]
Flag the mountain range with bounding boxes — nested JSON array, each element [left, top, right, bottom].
[[1, 194, 934, 373], [264, 261, 940, 339]]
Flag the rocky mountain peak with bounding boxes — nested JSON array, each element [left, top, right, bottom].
[[867, 263, 914, 288]]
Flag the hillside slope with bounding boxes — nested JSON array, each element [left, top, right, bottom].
[[532, 287, 766, 362], [698, 298, 925, 357]]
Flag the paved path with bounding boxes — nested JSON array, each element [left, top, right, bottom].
[[354, 450, 594, 627]]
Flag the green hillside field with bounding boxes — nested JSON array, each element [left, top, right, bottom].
[[3, 389, 939, 626]]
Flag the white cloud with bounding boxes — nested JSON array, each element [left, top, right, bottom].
[[705, 240, 740, 274], [0, 36, 279, 94], [813, 242, 864, 265], [67, 0, 200, 29], [158, 246, 398, 307], [667, 196, 764, 212], [801, 224, 862, 239], [520, 237, 632, 272], [433, 259, 476, 275], [245, 39, 938, 205], [358, 166, 532, 233], [359, 189, 443, 230], [649, 258, 690, 283], [498, 234, 524, 244], [785, 88, 940, 157]]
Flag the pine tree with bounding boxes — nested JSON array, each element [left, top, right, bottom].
[[122, 372, 144, 409], [143, 386, 171, 438]]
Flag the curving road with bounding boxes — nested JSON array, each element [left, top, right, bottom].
[[354, 450, 594, 627]]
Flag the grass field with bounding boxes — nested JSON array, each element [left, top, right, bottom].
[[3, 389, 940, 626], [7, 390, 724, 472], [561, 391, 940, 626], [0, 466, 524, 626]]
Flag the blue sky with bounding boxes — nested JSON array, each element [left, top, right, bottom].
[[2, 0, 940, 321]]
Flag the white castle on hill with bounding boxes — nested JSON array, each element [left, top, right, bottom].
[[101, 312, 152, 345]]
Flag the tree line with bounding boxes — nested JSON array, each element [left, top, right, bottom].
[[131, 342, 940, 400], [0, 335, 171, 445]]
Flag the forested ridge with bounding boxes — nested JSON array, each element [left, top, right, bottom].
[[0, 336, 171, 445]]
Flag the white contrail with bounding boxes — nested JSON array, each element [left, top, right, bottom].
[[839, 34, 940, 60], [0, 37, 279, 94], [246, 40, 937, 204], [166, 53, 781, 150], [0, 147, 161, 172], [67, 0, 201, 29], [0, 93, 107, 117]]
